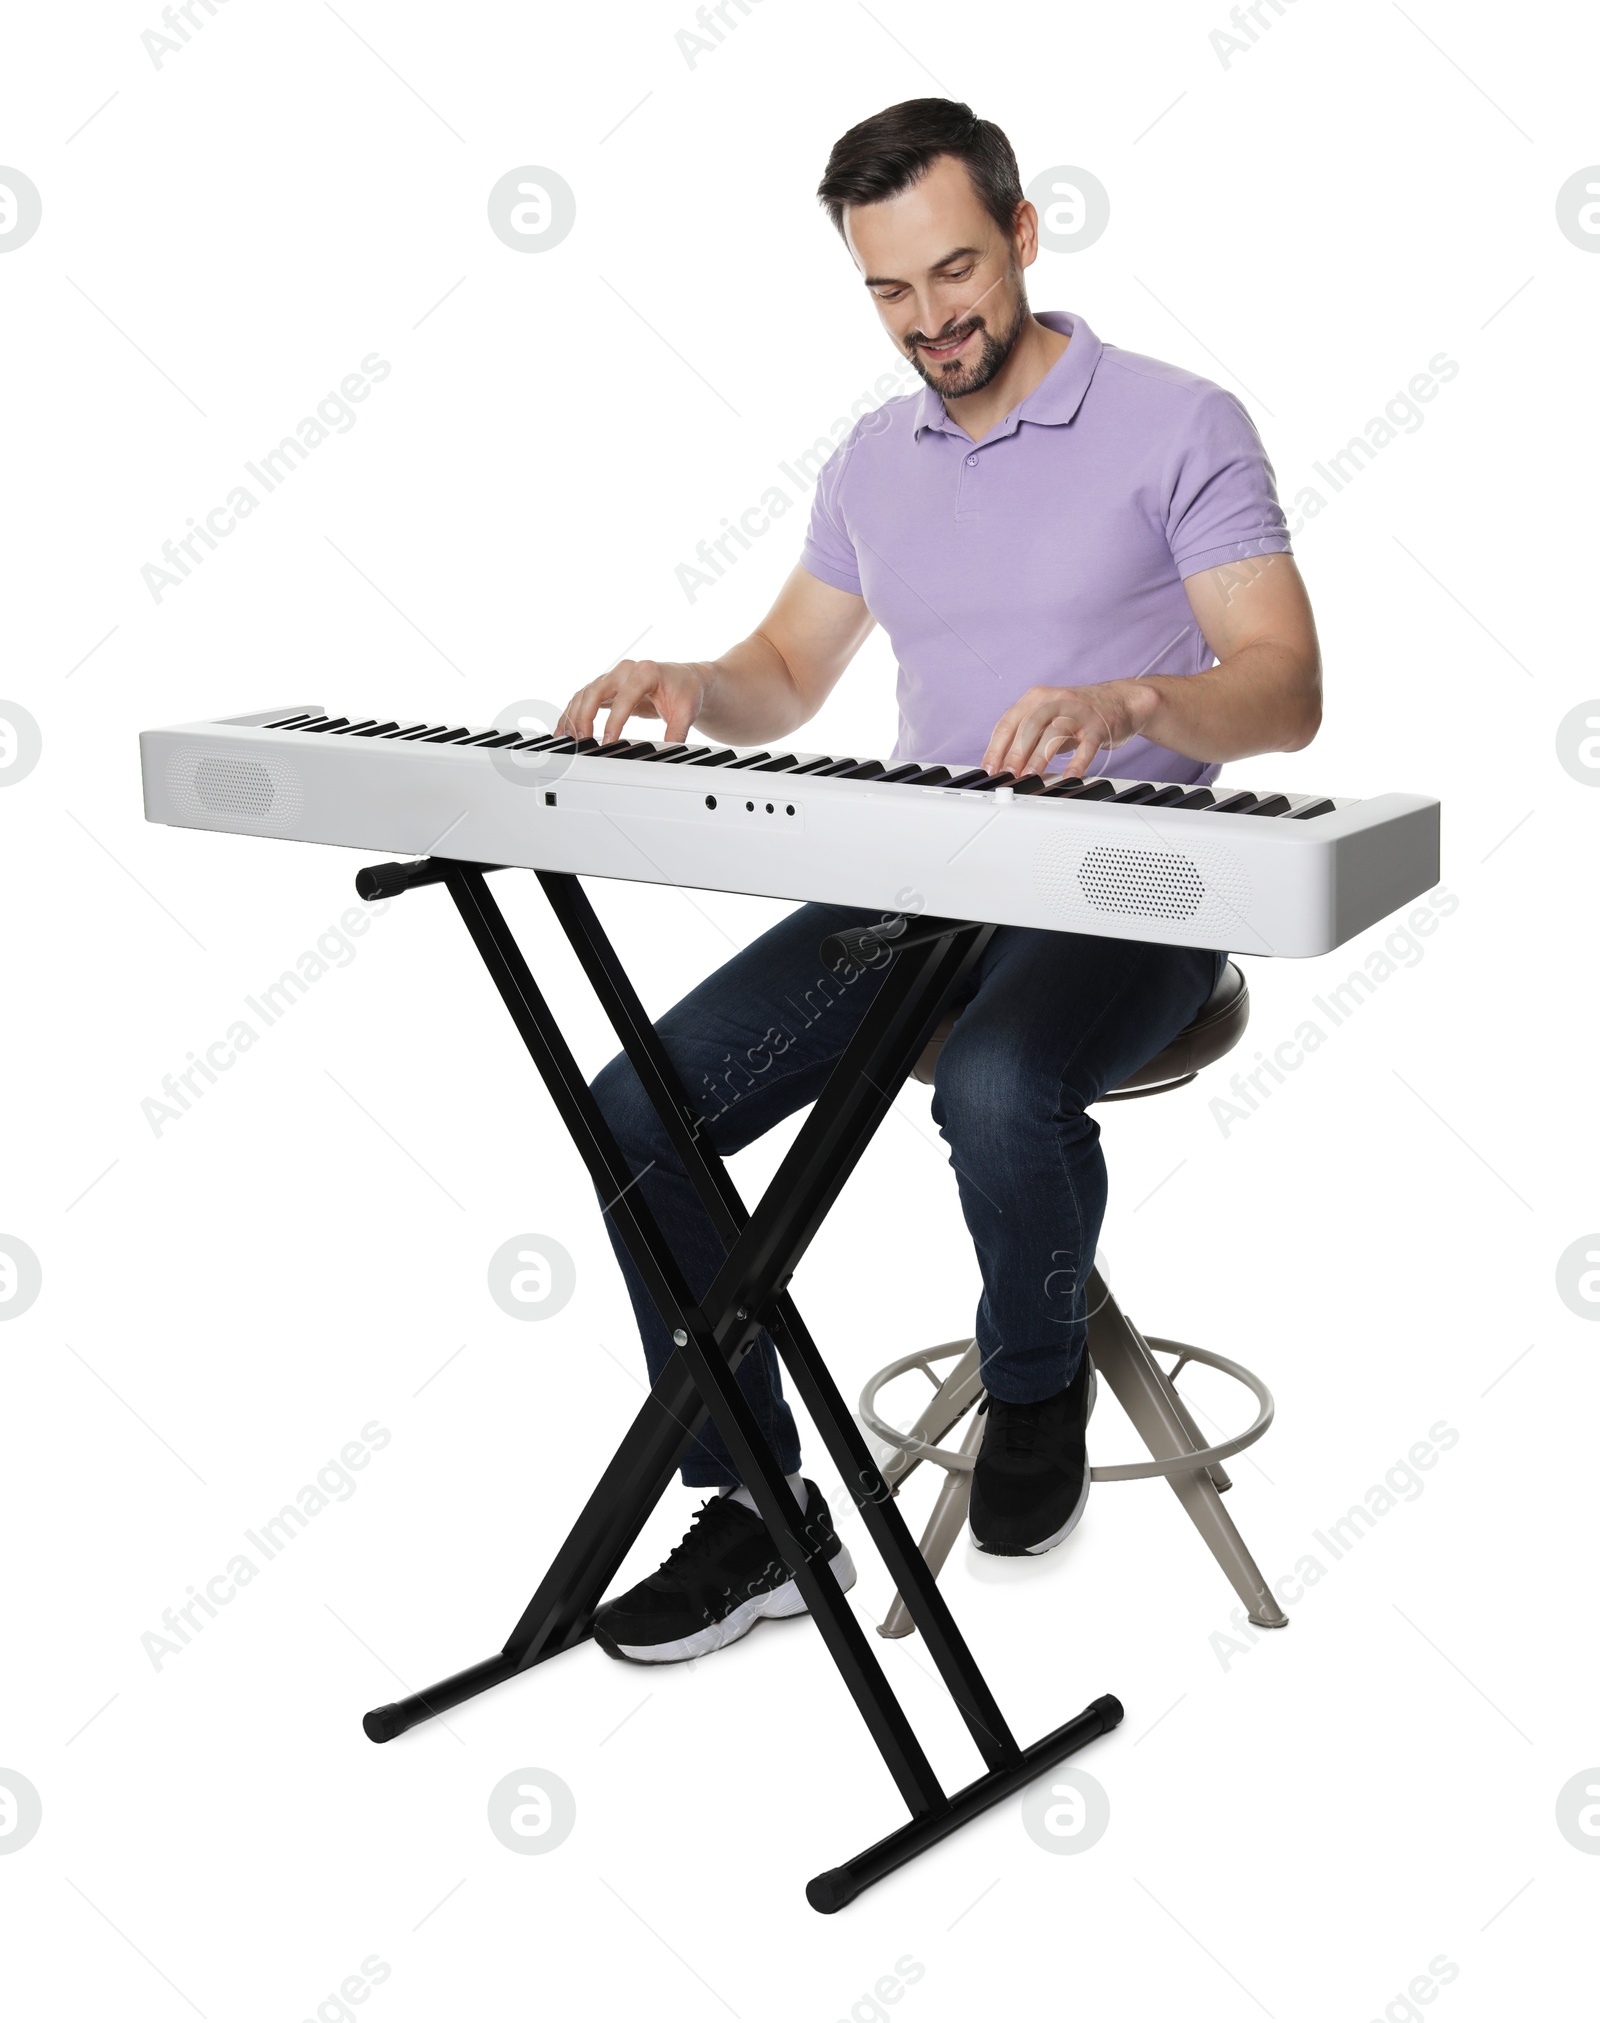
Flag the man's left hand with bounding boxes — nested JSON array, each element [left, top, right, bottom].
[[982, 681, 1153, 780]]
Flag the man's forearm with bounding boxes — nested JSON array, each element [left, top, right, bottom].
[[690, 630, 812, 744], [1125, 642, 1322, 765]]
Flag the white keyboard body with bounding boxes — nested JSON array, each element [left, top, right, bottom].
[[140, 706, 1441, 958]]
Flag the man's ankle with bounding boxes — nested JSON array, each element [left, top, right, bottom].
[[722, 1471, 807, 1516]]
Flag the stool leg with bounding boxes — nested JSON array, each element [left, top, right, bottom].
[[1158, 1367, 1233, 1493], [878, 1402, 985, 1639], [1087, 1278, 1287, 1629]]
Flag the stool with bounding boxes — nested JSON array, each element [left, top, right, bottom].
[[858, 960, 1289, 1639]]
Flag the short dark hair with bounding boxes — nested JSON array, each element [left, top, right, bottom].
[[816, 98, 1023, 240]]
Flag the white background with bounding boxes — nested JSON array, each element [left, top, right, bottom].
[[3, 1, 1597, 2016]]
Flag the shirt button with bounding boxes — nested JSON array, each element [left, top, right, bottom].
[[966, 454, 978, 466]]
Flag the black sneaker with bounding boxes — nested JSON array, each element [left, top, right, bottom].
[[591, 1480, 856, 1664], [968, 1355, 1097, 1556]]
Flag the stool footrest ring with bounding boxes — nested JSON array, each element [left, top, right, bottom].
[[859, 1337, 1275, 1484]]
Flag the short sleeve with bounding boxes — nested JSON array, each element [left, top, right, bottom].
[[1166, 386, 1292, 579], [799, 434, 864, 597]]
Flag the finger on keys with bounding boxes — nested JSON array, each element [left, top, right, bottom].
[[602, 661, 658, 745]]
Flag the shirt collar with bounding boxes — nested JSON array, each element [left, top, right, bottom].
[[912, 310, 1102, 443]]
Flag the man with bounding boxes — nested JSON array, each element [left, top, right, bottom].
[[562, 98, 1320, 1664]]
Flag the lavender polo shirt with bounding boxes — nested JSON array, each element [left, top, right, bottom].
[[800, 309, 1292, 784]]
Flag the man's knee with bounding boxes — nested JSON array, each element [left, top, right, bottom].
[[933, 1024, 1092, 1142], [591, 1052, 659, 1161]]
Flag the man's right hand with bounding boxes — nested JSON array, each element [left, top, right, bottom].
[[558, 659, 709, 747]]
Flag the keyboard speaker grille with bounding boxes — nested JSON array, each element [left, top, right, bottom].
[[1033, 836, 1251, 933], [166, 745, 305, 831]]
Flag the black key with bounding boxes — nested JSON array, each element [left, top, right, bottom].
[[457, 731, 506, 746], [687, 748, 738, 766], [570, 736, 601, 752], [724, 752, 774, 769], [509, 733, 567, 751], [1044, 777, 1114, 800], [396, 724, 447, 740], [1010, 773, 1049, 795], [811, 758, 862, 776], [376, 723, 429, 739], [1171, 787, 1215, 808], [1144, 784, 1186, 806], [1110, 782, 1158, 804], [1290, 796, 1336, 820], [944, 769, 994, 790], [265, 711, 318, 729], [609, 741, 672, 759], [1205, 790, 1259, 813], [1245, 794, 1293, 817], [421, 727, 473, 744], [593, 739, 641, 756], [964, 771, 1017, 792], [787, 756, 842, 776], [876, 762, 926, 783], [331, 719, 380, 736], [300, 717, 351, 734], [751, 754, 802, 773], [659, 745, 712, 763], [833, 759, 887, 780], [478, 731, 524, 748], [891, 765, 952, 787], [352, 721, 401, 738]]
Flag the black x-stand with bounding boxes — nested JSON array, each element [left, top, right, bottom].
[[353, 857, 1122, 1912]]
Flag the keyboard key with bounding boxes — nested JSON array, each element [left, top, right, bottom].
[[1144, 784, 1186, 806], [944, 769, 993, 789], [352, 722, 401, 738], [687, 749, 738, 766], [1171, 787, 1215, 808], [1044, 777, 1114, 799], [265, 712, 318, 729], [1110, 782, 1158, 804], [1290, 796, 1336, 819], [1245, 794, 1293, 817], [1206, 790, 1259, 813], [301, 717, 351, 734], [964, 771, 1017, 792], [723, 752, 774, 769], [889, 765, 952, 786], [811, 758, 862, 776], [833, 760, 887, 779], [1009, 773, 1049, 795], [876, 762, 925, 783], [750, 754, 802, 772]]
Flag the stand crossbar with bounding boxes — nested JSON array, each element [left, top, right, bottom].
[[358, 858, 1123, 1909]]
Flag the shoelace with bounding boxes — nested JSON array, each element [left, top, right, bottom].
[[660, 1495, 758, 1575]]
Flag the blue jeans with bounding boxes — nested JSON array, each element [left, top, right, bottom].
[[591, 904, 1225, 1488]]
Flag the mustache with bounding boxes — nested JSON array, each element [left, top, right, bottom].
[[908, 316, 985, 349]]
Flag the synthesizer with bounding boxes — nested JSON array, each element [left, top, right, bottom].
[[140, 705, 1441, 958]]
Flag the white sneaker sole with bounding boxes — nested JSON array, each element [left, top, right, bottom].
[[971, 1366, 1097, 1558], [607, 1542, 858, 1664]]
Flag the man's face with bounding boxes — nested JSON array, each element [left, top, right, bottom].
[[843, 152, 1035, 398]]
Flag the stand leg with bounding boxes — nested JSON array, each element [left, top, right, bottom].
[[1086, 1276, 1287, 1629], [878, 1400, 983, 1640]]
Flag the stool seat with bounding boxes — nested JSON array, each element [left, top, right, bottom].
[[911, 958, 1250, 1098]]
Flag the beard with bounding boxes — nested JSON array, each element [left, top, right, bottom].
[[905, 292, 1030, 399]]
